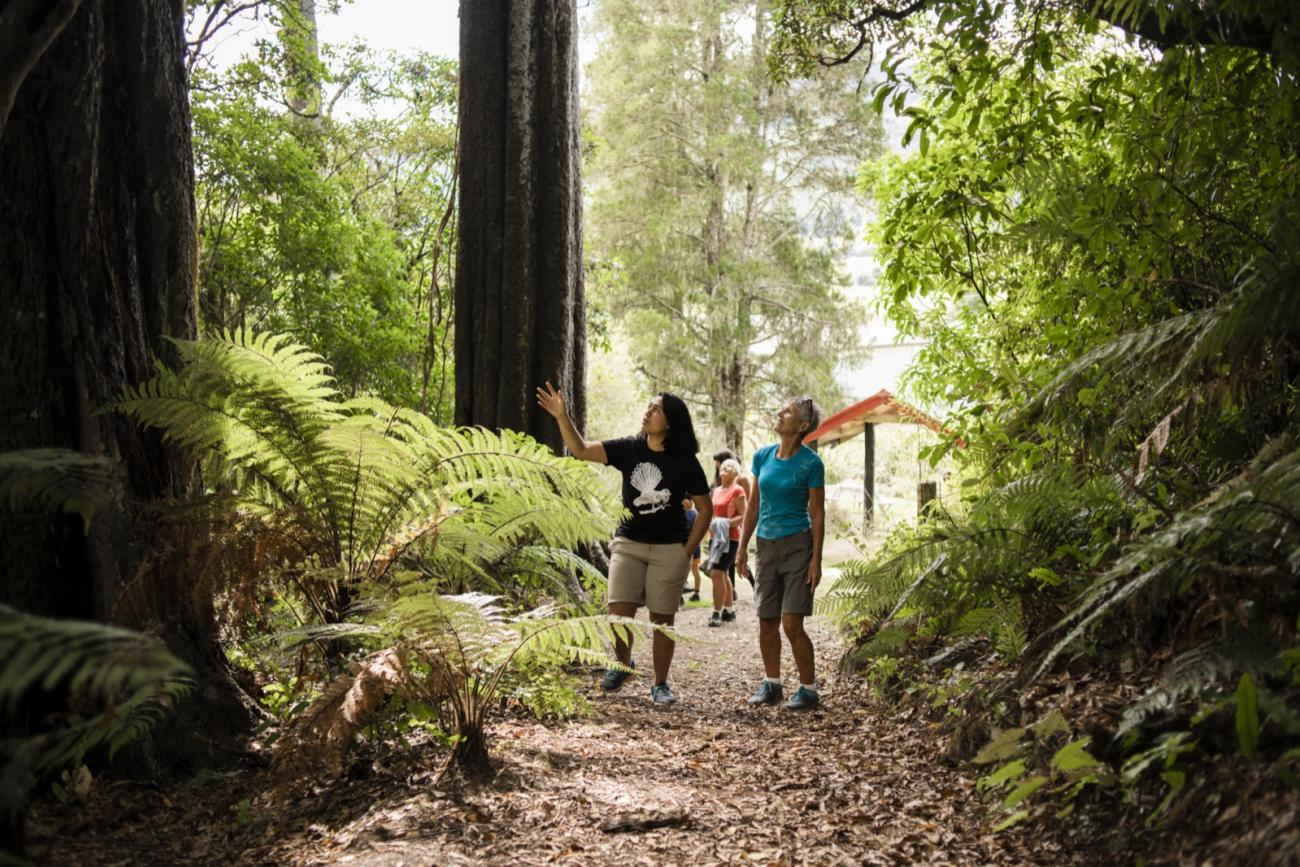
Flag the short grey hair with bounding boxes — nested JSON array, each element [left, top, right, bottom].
[[791, 396, 821, 436]]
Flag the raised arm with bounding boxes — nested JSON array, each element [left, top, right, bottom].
[[535, 381, 606, 464]]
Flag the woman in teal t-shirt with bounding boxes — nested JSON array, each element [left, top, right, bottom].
[[735, 396, 825, 711]]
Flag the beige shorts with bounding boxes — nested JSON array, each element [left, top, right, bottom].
[[607, 536, 690, 615]]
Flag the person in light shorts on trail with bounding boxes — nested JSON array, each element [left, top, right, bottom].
[[735, 396, 826, 711], [537, 382, 711, 705]]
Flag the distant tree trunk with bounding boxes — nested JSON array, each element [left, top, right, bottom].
[[455, 0, 587, 452], [0, 0, 252, 776], [281, 0, 323, 121]]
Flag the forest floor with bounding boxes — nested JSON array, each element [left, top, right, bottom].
[[26, 578, 1081, 866]]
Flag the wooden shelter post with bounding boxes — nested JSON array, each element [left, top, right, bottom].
[[863, 421, 875, 528]]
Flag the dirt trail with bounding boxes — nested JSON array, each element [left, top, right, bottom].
[[31, 584, 1074, 866]]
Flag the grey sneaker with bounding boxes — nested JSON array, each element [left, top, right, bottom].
[[721, 608, 736, 622], [784, 686, 820, 711], [650, 682, 676, 705], [600, 660, 635, 691], [708, 611, 722, 627], [747, 680, 784, 706]]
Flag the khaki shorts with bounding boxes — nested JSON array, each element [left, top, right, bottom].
[[755, 530, 815, 618], [607, 536, 690, 615]]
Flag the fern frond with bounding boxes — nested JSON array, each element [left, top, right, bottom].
[[1035, 437, 1300, 681], [1117, 634, 1275, 736], [115, 330, 622, 605], [0, 449, 120, 531], [0, 605, 191, 778], [1016, 259, 1300, 440]]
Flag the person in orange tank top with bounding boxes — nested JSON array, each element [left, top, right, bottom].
[[706, 458, 747, 626]]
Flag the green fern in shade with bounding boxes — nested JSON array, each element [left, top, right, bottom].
[[0, 450, 190, 831], [0, 449, 119, 531], [1036, 437, 1300, 684], [0, 605, 191, 765]]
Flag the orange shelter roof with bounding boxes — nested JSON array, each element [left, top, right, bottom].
[[802, 389, 946, 446]]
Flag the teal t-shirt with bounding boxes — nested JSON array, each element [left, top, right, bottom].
[[751, 443, 824, 540]]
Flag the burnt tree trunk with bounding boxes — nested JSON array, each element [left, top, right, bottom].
[[0, 0, 253, 777], [455, 0, 587, 452]]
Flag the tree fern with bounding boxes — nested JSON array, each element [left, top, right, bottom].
[[114, 331, 622, 622], [276, 583, 676, 776]]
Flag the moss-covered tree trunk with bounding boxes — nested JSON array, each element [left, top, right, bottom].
[[454, 0, 587, 452], [0, 0, 252, 784]]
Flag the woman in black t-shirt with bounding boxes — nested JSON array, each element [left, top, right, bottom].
[[537, 381, 711, 706]]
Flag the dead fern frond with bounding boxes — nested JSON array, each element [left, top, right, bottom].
[[271, 646, 408, 778]]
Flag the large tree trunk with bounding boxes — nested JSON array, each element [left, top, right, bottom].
[[0, 0, 252, 778], [455, 0, 587, 452]]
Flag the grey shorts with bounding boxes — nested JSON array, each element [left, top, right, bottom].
[[607, 536, 691, 615], [755, 530, 815, 619]]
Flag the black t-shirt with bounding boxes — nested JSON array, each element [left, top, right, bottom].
[[602, 436, 709, 544]]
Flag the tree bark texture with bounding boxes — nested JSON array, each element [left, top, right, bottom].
[[0, 0, 196, 616], [455, 0, 587, 452], [0, 0, 253, 769]]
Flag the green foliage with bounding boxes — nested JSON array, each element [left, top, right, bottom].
[[114, 331, 620, 621], [779, 0, 1300, 831], [189, 4, 458, 412], [585, 0, 883, 446], [113, 330, 629, 771], [297, 589, 674, 773], [0, 605, 191, 824], [0, 449, 190, 832], [976, 719, 1114, 830]]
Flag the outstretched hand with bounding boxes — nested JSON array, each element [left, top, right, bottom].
[[535, 381, 567, 419]]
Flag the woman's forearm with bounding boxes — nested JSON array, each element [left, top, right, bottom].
[[809, 489, 825, 562], [739, 490, 760, 550], [554, 410, 599, 462]]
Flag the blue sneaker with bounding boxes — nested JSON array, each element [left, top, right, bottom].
[[600, 660, 634, 691], [784, 686, 820, 711], [747, 680, 784, 706], [650, 682, 676, 705]]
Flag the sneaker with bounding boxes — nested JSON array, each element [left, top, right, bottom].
[[747, 680, 784, 706], [600, 660, 635, 692], [784, 686, 820, 711], [720, 608, 736, 622], [650, 682, 676, 705], [689, 592, 700, 602], [708, 611, 722, 627]]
